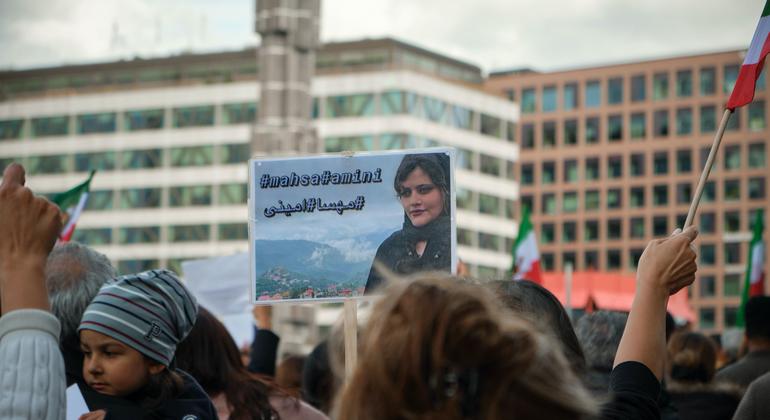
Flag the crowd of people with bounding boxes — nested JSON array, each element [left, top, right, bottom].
[[2, 160, 770, 419]]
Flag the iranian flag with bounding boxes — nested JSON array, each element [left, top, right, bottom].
[[511, 208, 541, 283], [727, 0, 770, 109], [738, 209, 765, 327], [52, 171, 95, 242]]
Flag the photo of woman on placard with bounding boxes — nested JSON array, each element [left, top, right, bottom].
[[364, 153, 452, 293]]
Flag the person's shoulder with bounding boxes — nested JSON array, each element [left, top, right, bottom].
[[269, 395, 329, 420], [154, 369, 218, 420]]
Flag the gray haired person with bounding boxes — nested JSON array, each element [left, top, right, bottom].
[[575, 311, 628, 397]]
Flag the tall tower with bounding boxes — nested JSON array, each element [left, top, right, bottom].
[[253, 0, 321, 155]]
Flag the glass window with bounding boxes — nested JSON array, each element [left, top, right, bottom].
[[725, 307, 739, 328], [222, 102, 257, 124], [585, 250, 599, 269], [724, 274, 742, 297], [676, 70, 693, 97], [542, 193, 556, 215], [564, 160, 579, 183], [724, 179, 741, 201], [541, 223, 555, 244], [325, 94, 374, 118], [505, 121, 516, 143], [457, 188, 475, 210], [324, 135, 375, 152], [629, 248, 644, 270], [676, 149, 692, 173], [653, 72, 669, 100], [700, 275, 716, 297], [542, 86, 557, 112], [699, 308, 715, 330], [542, 161, 555, 184], [654, 109, 669, 137], [477, 233, 500, 252], [700, 105, 716, 133], [630, 187, 645, 208], [218, 183, 247, 205], [480, 114, 501, 137], [86, 190, 113, 211], [749, 100, 766, 131], [585, 220, 599, 241], [173, 105, 215, 127], [563, 222, 577, 243], [696, 213, 715, 234], [564, 119, 578, 146], [169, 185, 212, 207], [221, 143, 250, 165], [564, 83, 578, 110], [120, 188, 161, 208], [380, 90, 406, 115], [653, 216, 669, 236], [654, 151, 669, 175], [563, 192, 578, 213], [724, 145, 741, 170], [630, 113, 646, 139], [562, 252, 577, 270], [26, 155, 71, 175], [631, 217, 645, 238], [450, 105, 474, 130], [607, 219, 622, 239], [170, 146, 213, 167], [725, 243, 741, 264], [607, 249, 622, 270], [653, 185, 669, 206], [457, 228, 474, 246], [585, 80, 601, 107], [521, 124, 535, 149], [73, 228, 112, 246], [585, 157, 600, 180], [521, 88, 536, 113], [479, 193, 500, 216], [749, 177, 766, 199], [480, 154, 500, 176], [585, 190, 600, 211], [676, 107, 692, 135], [703, 181, 716, 202], [424, 96, 448, 123], [699, 67, 716, 95], [725, 211, 741, 232], [607, 188, 621, 209], [125, 109, 164, 131], [31, 116, 69, 137], [542, 121, 556, 148], [541, 254, 554, 270], [121, 149, 162, 170], [0, 119, 23, 140], [631, 74, 646, 102], [724, 64, 740, 94], [608, 114, 623, 141], [749, 142, 766, 168], [218, 223, 248, 241], [728, 107, 742, 131], [119, 226, 160, 244], [75, 151, 115, 172], [608, 77, 623, 104], [676, 183, 692, 204], [585, 117, 600, 143], [608, 155, 622, 179], [630, 153, 645, 176], [170, 224, 210, 242]]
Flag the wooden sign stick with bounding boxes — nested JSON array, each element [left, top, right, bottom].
[[684, 109, 733, 229], [343, 299, 358, 380]]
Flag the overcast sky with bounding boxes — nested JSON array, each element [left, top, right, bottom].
[[0, 0, 765, 73]]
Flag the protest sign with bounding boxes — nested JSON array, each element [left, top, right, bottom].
[[248, 148, 456, 303]]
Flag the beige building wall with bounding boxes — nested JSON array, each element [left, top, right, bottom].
[[485, 50, 770, 333]]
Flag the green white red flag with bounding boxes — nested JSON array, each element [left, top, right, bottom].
[[52, 171, 95, 242], [511, 207, 541, 283], [738, 209, 765, 327], [727, 1, 770, 109]]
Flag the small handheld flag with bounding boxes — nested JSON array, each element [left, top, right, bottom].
[[52, 170, 95, 242]]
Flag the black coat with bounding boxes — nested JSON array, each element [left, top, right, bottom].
[[364, 222, 451, 293]]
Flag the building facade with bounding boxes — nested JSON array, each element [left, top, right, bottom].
[[485, 50, 770, 332]]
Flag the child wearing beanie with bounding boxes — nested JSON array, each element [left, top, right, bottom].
[[77, 269, 217, 420]]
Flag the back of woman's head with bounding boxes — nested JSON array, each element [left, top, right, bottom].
[[490, 280, 587, 376], [337, 274, 596, 420], [667, 331, 717, 383], [176, 307, 277, 419]]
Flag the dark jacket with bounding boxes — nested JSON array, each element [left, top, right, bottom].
[[599, 361, 661, 420], [715, 350, 770, 389], [247, 326, 280, 377], [364, 218, 451, 293], [666, 381, 742, 420], [733, 371, 770, 420]]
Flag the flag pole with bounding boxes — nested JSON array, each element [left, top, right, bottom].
[[683, 109, 733, 228]]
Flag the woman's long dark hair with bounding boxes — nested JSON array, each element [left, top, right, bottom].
[[175, 307, 285, 419], [393, 153, 451, 219]]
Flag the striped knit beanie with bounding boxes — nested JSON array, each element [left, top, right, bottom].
[[78, 269, 198, 366]]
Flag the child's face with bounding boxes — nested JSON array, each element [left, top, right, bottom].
[[80, 329, 165, 396]]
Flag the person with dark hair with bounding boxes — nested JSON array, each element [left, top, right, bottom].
[[665, 332, 741, 420], [276, 355, 306, 396], [175, 307, 328, 420], [302, 341, 335, 415], [364, 152, 451, 293], [576, 311, 628, 397], [490, 280, 587, 377], [715, 296, 770, 388]]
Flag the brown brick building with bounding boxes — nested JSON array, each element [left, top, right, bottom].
[[485, 50, 770, 332]]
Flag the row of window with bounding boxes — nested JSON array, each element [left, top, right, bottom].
[[0, 89, 517, 142], [75, 223, 249, 246], [699, 306, 740, 330], [70, 184, 248, 211], [520, 142, 767, 185], [515, 64, 763, 113], [523, 179, 765, 216], [519, 102, 765, 149]]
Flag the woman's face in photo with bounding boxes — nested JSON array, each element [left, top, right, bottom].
[[398, 166, 444, 227]]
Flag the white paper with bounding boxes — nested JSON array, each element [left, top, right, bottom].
[[66, 384, 89, 420]]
